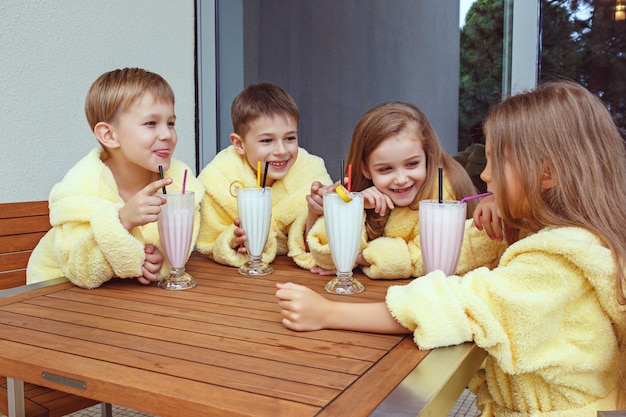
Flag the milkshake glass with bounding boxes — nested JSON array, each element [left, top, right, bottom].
[[158, 192, 196, 290], [237, 187, 273, 276], [419, 200, 466, 276], [323, 191, 365, 294]]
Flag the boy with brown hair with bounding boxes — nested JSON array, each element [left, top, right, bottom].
[[197, 82, 331, 269]]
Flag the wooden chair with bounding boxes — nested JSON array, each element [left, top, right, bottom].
[[0, 201, 111, 417]]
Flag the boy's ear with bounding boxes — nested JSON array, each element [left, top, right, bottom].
[[231, 133, 246, 156], [94, 122, 120, 149], [541, 163, 556, 190]]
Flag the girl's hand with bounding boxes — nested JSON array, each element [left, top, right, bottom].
[[276, 282, 331, 331], [309, 266, 337, 276], [306, 180, 340, 216], [137, 244, 163, 285], [472, 195, 504, 241], [362, 186, 394, 216], [233, 217, 248, 254], [120, 178, 172, 230]]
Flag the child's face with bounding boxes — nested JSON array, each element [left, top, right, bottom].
[[362, 125, 427, 207], [482, 137, 529, 220], [108, 93, 177, 172], [232, 114, 299, 186]]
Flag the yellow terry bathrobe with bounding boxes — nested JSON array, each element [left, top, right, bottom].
[[386, 226, 625, 416], [196, 145, 331, 269], [26, 147, 204, 289], [307, 177, 506, 278]]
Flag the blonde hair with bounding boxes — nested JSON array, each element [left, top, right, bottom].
[[85, 68, 174, 130], [230, 82, 300, 137], [345, 102, 477, 239], [484, 80, 626, 407]]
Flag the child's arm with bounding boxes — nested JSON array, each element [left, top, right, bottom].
[[118, 178, 172, 230], [304, 180, 340, 239], [472, 195, 505, 241], [276, 282, 408, 333], [362, 186, 394, 216], [138, 243, 164, 285]]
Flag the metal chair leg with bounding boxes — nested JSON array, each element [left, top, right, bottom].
[[101, 402, 113, 417]]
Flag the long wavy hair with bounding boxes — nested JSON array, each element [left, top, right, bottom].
[[484, 80, 626, 407], [345, 102, 477, 239]]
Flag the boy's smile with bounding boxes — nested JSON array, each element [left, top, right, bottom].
[[232, 114, 299, 186]]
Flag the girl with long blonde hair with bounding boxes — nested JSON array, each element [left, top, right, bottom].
[[279, 81, 626, 415]]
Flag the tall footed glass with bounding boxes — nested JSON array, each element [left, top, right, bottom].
[[157, 192, 196, 290], [323, 191, 365, 294], [419, 200, 466, 276], [237, 187, 273, 276]]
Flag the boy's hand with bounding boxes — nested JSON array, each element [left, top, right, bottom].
[[137, 244, 163, 285], [233, 217, 248, 254], [119, 178, 172, 230], [472, 195, 504, 241], [362, 186, 394, 216]]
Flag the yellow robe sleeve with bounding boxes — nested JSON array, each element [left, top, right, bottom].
[[26, 148, 202, 289]]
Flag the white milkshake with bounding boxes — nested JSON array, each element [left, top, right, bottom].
[[323, 191, 365, 294], [419, 200, 466, 276], [237, 187, 273, 275], [158, 192, 196, 290]]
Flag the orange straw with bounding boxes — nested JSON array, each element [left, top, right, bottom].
[[257, 161, 261, 188]]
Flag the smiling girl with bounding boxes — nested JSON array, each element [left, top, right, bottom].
[[307, 102, 505, 279]]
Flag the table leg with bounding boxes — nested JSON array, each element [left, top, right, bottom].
[[7, 377, 25, 417]]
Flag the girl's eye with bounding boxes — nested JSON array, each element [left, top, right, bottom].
[[407, 161, 419, 168], [377, 166, 391, 173], [285, 135, 297, 142], [168, 121, 176, 127], [261, 138, 273, 143], [145, 121, 157, 126]]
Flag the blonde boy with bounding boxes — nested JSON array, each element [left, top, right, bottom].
[[27, 68, 204, 289], [197, 82, 331, 268]]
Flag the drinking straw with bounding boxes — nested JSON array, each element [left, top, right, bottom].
[[438, 167, 443, 204], [261, 161, 269, 188], [182, 169, 188, 194], [158, 165, 167, 194], [341, 160, 345, 187], [347, 164, 353, 192], [460, 191, 492, 204], [257, 161, 261, 188]]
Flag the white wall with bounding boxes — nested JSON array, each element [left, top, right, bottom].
[[0, 1, 196, 203]]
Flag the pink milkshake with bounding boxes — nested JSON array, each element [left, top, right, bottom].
[[158, 192, 196, 290], [419, 200, 466, 276]]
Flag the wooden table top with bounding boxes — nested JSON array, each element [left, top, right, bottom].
[[0, 253, 427, 417]]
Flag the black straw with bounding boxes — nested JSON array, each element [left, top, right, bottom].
[[341, 160, 345, 186], [158, 165, 167, 194], [438, 167, 443, 204], [261, 161, 269, 188]]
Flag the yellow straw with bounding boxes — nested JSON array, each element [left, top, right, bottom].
[[257, 161, 261, 187]]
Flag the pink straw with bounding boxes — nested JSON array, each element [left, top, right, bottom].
[[460, 191, 492, 204], [182, 169, 188, 194]]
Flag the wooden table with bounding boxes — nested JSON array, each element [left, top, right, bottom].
[[0, 253, 485, 417]]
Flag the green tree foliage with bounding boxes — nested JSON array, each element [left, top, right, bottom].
[[459, 0, 625, 148]]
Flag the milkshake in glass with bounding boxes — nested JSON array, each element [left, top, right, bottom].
[[419, 200, 466, 276], [158, 192, 196, 290], [323, 191, 365, 294], [237, 187, 273, 276]]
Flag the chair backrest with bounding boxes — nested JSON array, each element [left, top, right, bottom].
[[0, 201, 50, 290]]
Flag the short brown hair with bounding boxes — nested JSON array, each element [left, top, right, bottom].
[[85, 68, 174, 130], [230, 82, 300, 137]]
